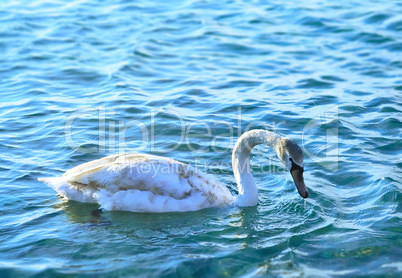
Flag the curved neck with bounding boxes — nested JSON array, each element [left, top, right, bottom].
[[232, 130, 280, 206]]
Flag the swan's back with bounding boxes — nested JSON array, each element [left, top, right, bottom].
[[39, 153, 234, 212]]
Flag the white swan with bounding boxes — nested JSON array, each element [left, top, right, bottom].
[[38, 130, 308, 212]]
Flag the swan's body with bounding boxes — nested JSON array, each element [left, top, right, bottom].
[[39, 130, 308, 212]]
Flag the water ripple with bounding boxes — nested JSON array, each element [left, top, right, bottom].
[[0, 0, 401, 276]]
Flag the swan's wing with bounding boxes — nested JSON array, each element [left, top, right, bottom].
[[62, 153, 181, 192], [63, 153, 156, 181], [39, 153, 164, 202], [91, 159, 235, 212], [40, 153, 234, 212], [62, 154, 120, 178]]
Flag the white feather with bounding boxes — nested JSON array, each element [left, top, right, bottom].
[[39, 130, 307, 212], [39, 153, 234, 212]]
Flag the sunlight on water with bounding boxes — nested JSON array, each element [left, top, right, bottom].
[[0, 0, 401, 276]]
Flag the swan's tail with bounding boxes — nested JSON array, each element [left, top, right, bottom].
[[38, 177, 66, 189], [38, 177, 97, 203]]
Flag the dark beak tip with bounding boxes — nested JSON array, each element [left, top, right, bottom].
[[297, 187, 309, 199]]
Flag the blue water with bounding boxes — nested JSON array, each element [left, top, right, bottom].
[[1, 0, 401, 276]]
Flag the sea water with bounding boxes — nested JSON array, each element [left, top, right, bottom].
[[0, 0, 401, 276]]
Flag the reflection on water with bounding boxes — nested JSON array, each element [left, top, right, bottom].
[[53, 201, 105, 225]]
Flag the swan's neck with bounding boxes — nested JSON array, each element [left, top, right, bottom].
[[232, 130, 280, 206]]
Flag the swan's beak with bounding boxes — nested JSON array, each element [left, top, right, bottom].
[[290, 166, 309, 199]]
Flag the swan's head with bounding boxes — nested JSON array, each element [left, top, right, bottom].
[[276, 138, 309, 199]]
